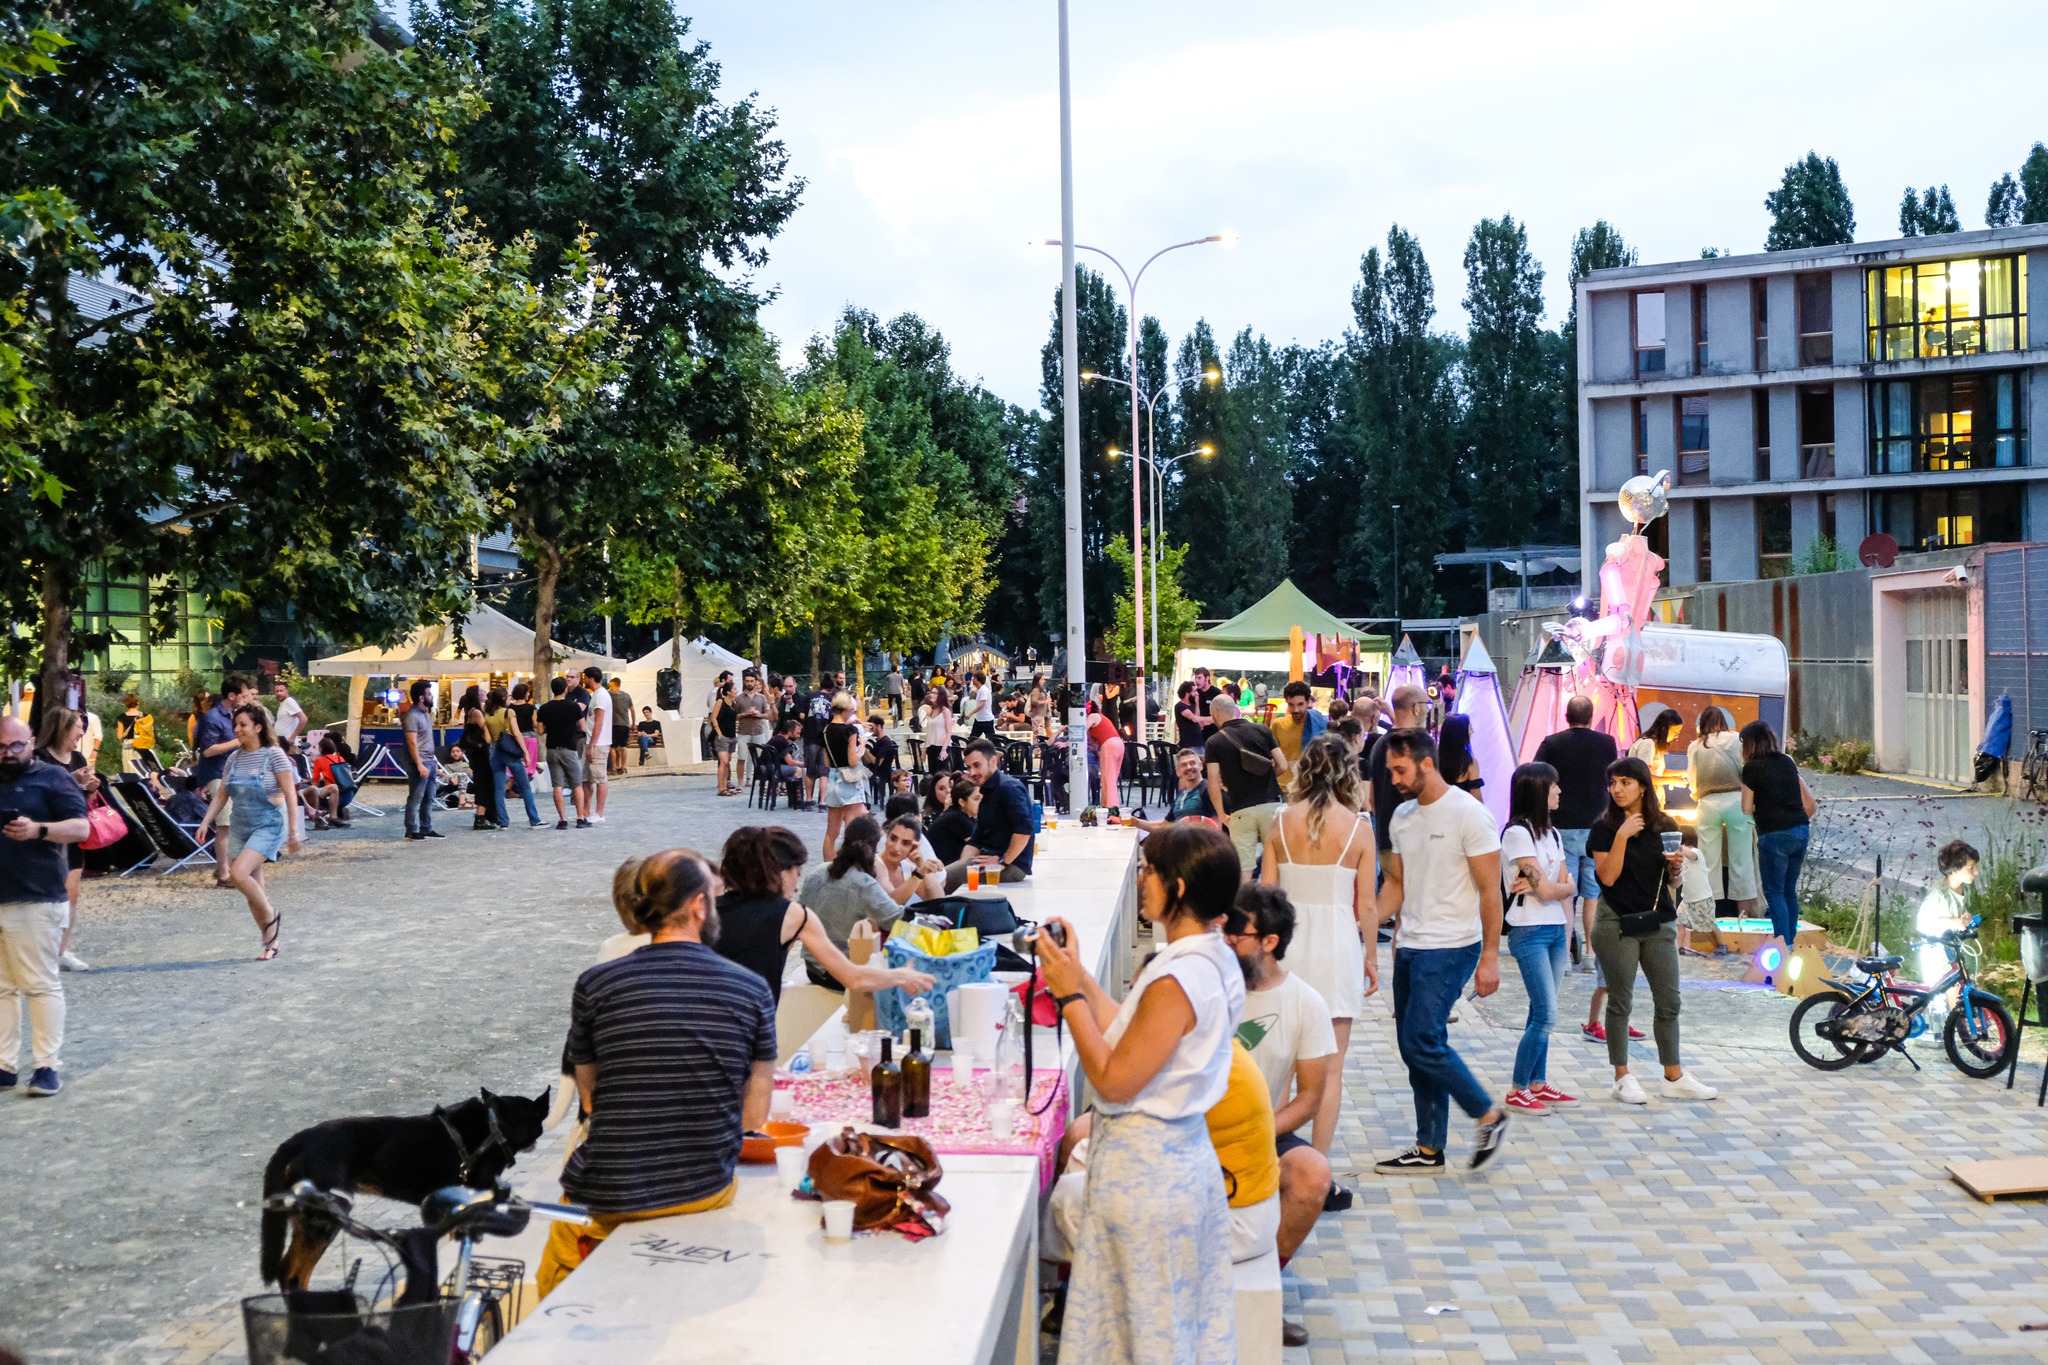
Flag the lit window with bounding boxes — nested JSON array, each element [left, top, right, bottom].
[[1869, 371, 2027, 473], [1634, 292, 1666, 377], [1866, 254, 2028, 361]]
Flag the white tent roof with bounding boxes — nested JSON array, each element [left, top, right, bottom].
[[622, 636, 752, 674], [1458, 636, 1500, 677], [309, 603, 623, 678]]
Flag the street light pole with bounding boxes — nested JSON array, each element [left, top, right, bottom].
[[1055, 0, 1087, 811], [1391, 503, 1403, 647]]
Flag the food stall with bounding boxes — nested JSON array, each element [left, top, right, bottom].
[[1176, 579, 1390, 705]]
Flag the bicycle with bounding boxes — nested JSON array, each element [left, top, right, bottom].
[[1789, 915, 2018, 1079], [2021, 729, 2048, 803], [244, 1180, 585, 1364]]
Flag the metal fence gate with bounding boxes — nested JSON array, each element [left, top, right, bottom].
[[1904, 588, 1969, 783]]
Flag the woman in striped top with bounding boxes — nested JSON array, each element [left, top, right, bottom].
[[195, 704, 301, 960]]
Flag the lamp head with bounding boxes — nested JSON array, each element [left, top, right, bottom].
[[1202, 367, 1222, 384], [1207, 232, 1241, 247], [1080, 370, 1098, 381], [1107, 446, 1122, 461]]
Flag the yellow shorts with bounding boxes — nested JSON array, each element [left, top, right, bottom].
[[535, 1180, 738, 1299]]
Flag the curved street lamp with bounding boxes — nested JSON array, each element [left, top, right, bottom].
[[1106, 441, 1213, 671]]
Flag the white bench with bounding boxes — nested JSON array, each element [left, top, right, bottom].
[[1234, 1246, 1282, 1365]]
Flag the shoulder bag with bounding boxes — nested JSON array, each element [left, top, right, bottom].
[[807, 1128, 950, 1236], [81, 790, 128, 850]]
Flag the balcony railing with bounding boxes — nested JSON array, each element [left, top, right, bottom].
[[1799, 443, 1835, 479]]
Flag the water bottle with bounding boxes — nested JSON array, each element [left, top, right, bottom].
[[904, 994, 935, 1051], [995, 991, 1026, 1100]]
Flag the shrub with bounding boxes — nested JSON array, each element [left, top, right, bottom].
[[1829, 738, 1872, 775], [1788, 729, 1828, 767]]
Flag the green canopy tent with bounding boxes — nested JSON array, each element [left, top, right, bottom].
[[1177, 579, 1390, 686]]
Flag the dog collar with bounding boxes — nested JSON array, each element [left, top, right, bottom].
[[435, 1098, 511, 1186]]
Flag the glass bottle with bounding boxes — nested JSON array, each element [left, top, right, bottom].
[[904, 994, 935, 1051], [871, 1037, 903, 1128], [994, 991, 1026, 1101], [901, 1028, 931, 1118]]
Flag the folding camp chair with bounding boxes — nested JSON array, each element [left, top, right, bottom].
[[110, 774, 216, 877], [343, 743, 390, 817], [96, 784, 165, 876]]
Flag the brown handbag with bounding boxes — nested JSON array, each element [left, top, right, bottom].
[[806, 1127, 951, 1236]]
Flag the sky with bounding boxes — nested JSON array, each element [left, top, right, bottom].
[[678, 0, 2048, 411]]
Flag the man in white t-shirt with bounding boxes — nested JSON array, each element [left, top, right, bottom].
[[1372, 727, 1508, 1175], [968, 672, 996, 742], [1226, 883, 1338, 1268], [271, 679, 308, 752], [580, 666, 614, 822]]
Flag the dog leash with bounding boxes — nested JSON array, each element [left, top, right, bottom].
[[433, 1098, 511, 1186]]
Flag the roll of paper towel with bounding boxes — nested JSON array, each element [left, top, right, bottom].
[[947, 982, 1008, 1062]]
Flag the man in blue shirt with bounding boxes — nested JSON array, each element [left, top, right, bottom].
[[945, 739, 1033, 890], [0, 716, 92, 1097], [191, 674, 254, 790]]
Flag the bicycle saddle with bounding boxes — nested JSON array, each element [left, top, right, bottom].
[[420, 1185, 495, 1231], [1856, 954, 1902, 975]]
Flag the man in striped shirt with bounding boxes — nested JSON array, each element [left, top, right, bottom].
[[539, 850, 776, 1296]]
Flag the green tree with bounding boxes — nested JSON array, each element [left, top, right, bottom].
[[1765, 152, 1856, 250], [1, 0, 518, 701], [1899, 184, 1959, 236], [417, 0, 803, 677], [0, 16, 71, 504], [2023, 144, 2048, 224], [1986, 173, 2021, 227], [1460, 215, 1567, 549], [1104, 533, 1201, 670], [1278, 341, 1350, 611]]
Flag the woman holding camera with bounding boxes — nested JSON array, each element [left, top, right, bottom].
[[1032, 822, 1245, 1364], [1587, 756, 1716, 1105]]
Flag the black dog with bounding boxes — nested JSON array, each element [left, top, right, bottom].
[[261, 1087, 550, 1289]]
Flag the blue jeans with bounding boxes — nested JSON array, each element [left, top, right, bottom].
[[403, 764, 436, 835], [1392, 943, 1494, 1151], [1508, 923, 1567, 1089], [1755, 824, 1810, 943], [490, 747, 540, 826]]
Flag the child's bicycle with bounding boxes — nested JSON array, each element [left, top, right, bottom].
[[1788, 915, 2018, 1078]]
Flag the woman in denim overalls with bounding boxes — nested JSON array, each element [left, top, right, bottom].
[[196, 703, 302, 960]]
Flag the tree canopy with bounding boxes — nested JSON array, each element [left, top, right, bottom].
[[1765, 152, 1856, 250]]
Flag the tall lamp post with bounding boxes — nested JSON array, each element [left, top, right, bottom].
[[1036, 234, 1235, 746], [1105, 440, 1212, 680], [1053, 0, 1086, 810]]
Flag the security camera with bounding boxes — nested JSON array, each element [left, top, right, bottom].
[[1952, 565, 1973, 585]]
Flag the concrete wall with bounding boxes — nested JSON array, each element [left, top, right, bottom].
[[1591, 398, 1634, 488], [1766, 275, 1798, 371], [1667, 284, 1696, 379], [1588, 290, 1633, 384], [1831, 268, 1864, 365], [1833, 380, 1866, 478], [2030, 250, 2048, 355], [1708, 495, 1760, 584], [1708, 389, 1751, 485], [1644, 393, 1676, 471], [1668, 499, 1701, 583], [1768, 387, 1799, 481], [1706, 279, 1750, 376], [1691, 568, 1874, 740]]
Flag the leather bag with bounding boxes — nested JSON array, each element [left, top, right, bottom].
[[81, 791, 127, 850], [806, 1127, 950, 1235]]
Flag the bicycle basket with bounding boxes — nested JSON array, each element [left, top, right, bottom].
[[242, 1293, 457, 1365]]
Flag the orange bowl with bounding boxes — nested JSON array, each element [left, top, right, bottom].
[[740, 1121, 809, 1164]]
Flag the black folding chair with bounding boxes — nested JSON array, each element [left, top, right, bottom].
[[1146, 740, 1178, 805], [110, 774, 216, 876], [746, 742, 778, 811]]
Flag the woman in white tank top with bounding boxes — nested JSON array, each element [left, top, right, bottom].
[[1260, 734, 1375, 1154]]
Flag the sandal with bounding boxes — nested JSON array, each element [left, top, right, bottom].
[[257, 912, 281, 961]]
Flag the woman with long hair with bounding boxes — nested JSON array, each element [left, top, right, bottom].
[[926, 777, 979, 866], [709, 680, 739, 796], [1027, 674, 1052, 740], [1740, 720, 1814, 947], [1437, 714, 1483, 795], [485, 686, 543, 829], [1087, 700, 1124, 808], [457, 684, 493, 830], [795, 814, 904, 988], [919, 769, 954, 828], [921, 685, 955, 772], [1629, 708, 1684, 777], [34, 707, 97, 971], [1499, 762, 1582, 1116], [1588, 755, 1715, 1104], [820, 692, 868, 861], [1260, 735, 1373, 1154], [1685, 706, 1751, 950], [1032, 822, 1245, 1363], [195, 703, 301, 960]]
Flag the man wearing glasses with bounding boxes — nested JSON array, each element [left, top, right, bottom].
[[0, 716, 91, 1098]]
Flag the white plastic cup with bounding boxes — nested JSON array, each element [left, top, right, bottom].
[[987, 1099, 1017, 1141], [770, 1089, 795, 1120], [774, 1145, 807, 1193], [1660, 830, 1682, 855], [951, 1051, 975, 1090], [807, 1036, 828, 1069], [822, 1200, 856, 1241]]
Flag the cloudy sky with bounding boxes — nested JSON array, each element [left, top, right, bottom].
[[681, 0, 2046, 410]]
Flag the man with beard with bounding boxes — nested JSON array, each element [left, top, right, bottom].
[[1372, 727, 1509, 1174], [0, 716, 91, 1097]]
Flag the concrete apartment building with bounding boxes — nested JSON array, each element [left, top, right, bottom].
[[1575, 224, 2048, 585]]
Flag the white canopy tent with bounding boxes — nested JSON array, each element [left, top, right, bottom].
[[617, 636, 754, 764], [309, 604, 623, 749]]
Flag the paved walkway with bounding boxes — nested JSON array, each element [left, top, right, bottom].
[[6, 775, 2048, 1363]]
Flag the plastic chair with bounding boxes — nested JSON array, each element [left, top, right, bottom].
[[746, 742, 778, 811]]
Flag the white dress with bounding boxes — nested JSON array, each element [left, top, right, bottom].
[[1276, 814, 1368, 1018]]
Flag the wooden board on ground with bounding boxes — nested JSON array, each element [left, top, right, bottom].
[[1947, 1156, 2048, 1202]]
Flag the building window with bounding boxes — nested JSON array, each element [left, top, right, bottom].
[[1692, 283, 1709, 373], [1798, 385, 1835, 479], [1875, 484, 2023, 551], [1634, 291, 1666, 377], [1632, 397, 1650, 476], [1752, 279, 1769, 371], [1869, 370, 2027, 474], [1753, 389, 1771, 481], [1796, 272, 1833, 366], [1866, 253, 2028, 361], [76, 568, 224, 688], [1694, 504, 1713, 583], [1677, 396, 1709, 484], [1757, 496, 1793, 579]]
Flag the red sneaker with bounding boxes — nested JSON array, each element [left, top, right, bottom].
[[1580, 1021, 1607, 1041], [1530, 1083, 1580, 1107], [1503, 1088, 1550, 1116], [1627, 1025, 1647, 1040]]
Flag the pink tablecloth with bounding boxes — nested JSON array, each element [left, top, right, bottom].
[[776, 1068, 1069, 1190]]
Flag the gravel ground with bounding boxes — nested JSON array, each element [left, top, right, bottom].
[[0, 771, 821, 1363]]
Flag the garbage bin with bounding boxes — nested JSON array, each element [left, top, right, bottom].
[[2019, 866, 2048, 984]]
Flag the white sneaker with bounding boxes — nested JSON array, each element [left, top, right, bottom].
[[1611, 1074, 1649, 1105], [58, 951, 89, 972], [590, 814, 606, 823], [1660, 1072, 1719, 1101]]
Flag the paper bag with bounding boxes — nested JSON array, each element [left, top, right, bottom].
[[845, 921, 880, 1032]]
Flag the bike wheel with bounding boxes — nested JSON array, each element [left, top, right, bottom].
[[1945, 996, 2017, 1078], [1790, 990, 1868, 1070]]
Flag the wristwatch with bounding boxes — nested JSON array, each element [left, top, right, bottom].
[[36, 824, 46, 841], [1053, 992, 1085, 1013]]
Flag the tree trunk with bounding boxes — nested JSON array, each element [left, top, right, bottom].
[[35, 561, 71, 732], [532, 538, 562, 685], [754, 620, 763, 673], [670, 567, 683, 672], [809, 620, 821, 687], [852, 645, 864, 710]]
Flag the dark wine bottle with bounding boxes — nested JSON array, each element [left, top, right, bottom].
[[871, 1036, 903, 1128], [902, 1027, 931, 1118]]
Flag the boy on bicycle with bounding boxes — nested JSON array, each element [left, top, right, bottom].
[[1915, 839, 1979, 1008]]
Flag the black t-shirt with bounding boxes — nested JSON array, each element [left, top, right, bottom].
[[800, 692, 830, 746], [713, 695, 737, 738], [1742, 753, 1808, 834], [1532, 725, 1619, 830], [1366, 735, 1398, 852], [1588, 812, 1676, 919], [1174, 694, 1206, 747], [761, 735, 797, 770], [824, 721, 857, 769], [713, 893, 797, 1005], [0, 761, 89, 903], [969, 769, 1036, 873], [1207, 719, 1281, 813], [928, 806, 975, 864], [511, 702, 536, 732], [536, 698, 585, 750], [865, 733, 899, 773]]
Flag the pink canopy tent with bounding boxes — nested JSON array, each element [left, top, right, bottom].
[[1509, 635, 1579, 764], [1452, 636, 1515, 828]]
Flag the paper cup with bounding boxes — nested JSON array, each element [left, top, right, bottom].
[[774, 1145, 807, 1192], [1660, 830, 1682, 855], [951, 1052, 975, 1089], [770, 1089, 795, 1120], [822, 1200, 856, 1241], [987, 1099, 1017, 1141]]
